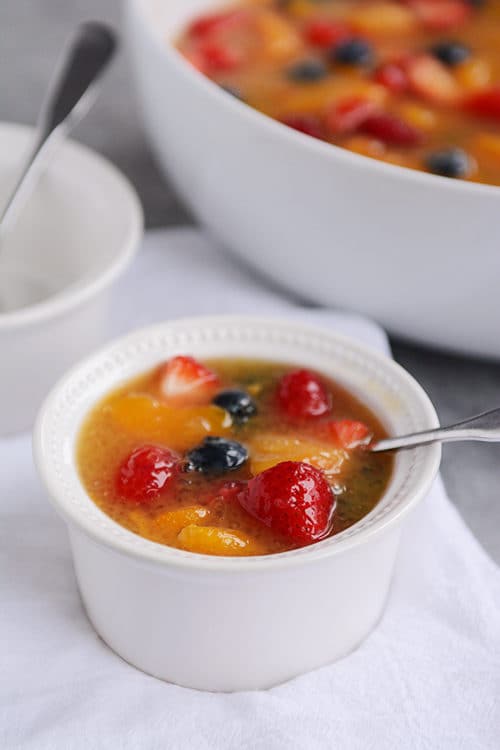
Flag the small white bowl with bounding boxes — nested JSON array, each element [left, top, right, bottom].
[[125, 0, 500, 358], [0, 122, 143, 435], [34, 316, 440, 691]]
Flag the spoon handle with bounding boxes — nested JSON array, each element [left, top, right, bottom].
[[370, 407, 500, 453], [0, 22, 116, 233]]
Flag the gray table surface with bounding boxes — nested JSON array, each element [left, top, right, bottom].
[[3, 0, 499, 563]]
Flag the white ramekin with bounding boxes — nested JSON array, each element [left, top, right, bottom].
[[0, 122, 143, 436], [124, 0, 500, 359], [34, 316, 440, 691]]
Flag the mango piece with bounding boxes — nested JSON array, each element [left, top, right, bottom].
[[349, 3, 417, 34], [471, 133, 500, 164], [398, 103, 437, 131], [177, 525, 263, 556], [106, 394, 231, 451], [455, 58, 492, 92], [284, 0, 317, 20], [247, 432, 347, 476]]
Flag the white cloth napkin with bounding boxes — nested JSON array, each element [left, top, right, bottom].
[[1, 229, 499, 750]]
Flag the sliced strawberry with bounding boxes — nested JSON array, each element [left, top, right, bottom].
[[326, 97, 379, 135], [409, 0, 471, 31], [239, 461, 335, 544], [188, 10, 246, 38], [116, 445, 180, 504], [374, 62, 409, 93], [303, 19, 351, 48], [219, 480, 247, 502], [464, 87, 500, 122], [406, 54, 461, 104], [276, 369, 331, 420], [280, 114, 324, 139], [360, 113, 423, 146], [327, 420, 372, 449], [158, 355, 220, 406], [199, 41, 243, 72], [209, 480, 247, 505], [183, 48, 206, 72]]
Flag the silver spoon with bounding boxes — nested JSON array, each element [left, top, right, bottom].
[[370, 407, 500, 453], [0, 21, 117, 238]]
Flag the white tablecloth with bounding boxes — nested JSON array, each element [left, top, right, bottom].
[[1, 229, 499, 749]]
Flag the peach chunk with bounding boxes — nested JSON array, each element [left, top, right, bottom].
[[247, 433, 348, 476], [407, 55, 461, 105], [256, 9, 303, 60], [177, 525, 263, 556], [106, 394, 231, 451], [280, 80, 387, 116], [349, 3, 417, 34], [129, 506, 211, 543], [343, 135, 386, 158]]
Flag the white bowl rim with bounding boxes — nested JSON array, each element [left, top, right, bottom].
[[128, 0, 500, 199], [0, 121, 143, 331], [34, 314, 441, 573]]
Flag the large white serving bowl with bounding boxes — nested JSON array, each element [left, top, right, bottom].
[[125, 0, 500, 358], [0, 122, 143, 435], [34, 315, 441, 691]]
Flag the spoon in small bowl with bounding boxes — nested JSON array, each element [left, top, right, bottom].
[[0, 21, 117, 240], [370, 407, 500, 452]]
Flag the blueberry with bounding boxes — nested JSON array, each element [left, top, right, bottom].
[[185, 437, 248, 475], [331, 39, 374, 67], [424, 148, 472, 178], [430, 42, 471, 67], [287, 59, 328, 82], [213, 389, 257, 423], [220, 84, 244, 100]]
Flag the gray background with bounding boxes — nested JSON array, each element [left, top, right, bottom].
[[3, 0, 499, 562]]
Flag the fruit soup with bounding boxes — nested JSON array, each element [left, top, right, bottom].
[[77, 356, 393, 556], [176, 0, 500, 185]]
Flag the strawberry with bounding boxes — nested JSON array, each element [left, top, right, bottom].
[[280, 114, 324, 139], [188, 10, 246, 38], [464, 87, 500, 122], [360, 113, 423, 145], [326, 97, 379, 135], [158, 355, 220, 406], [409, 0, 471, 31], [199, 41, 243, 72], [406, 54, 460, 104], [275, 369, 331, 420], [327, 420, 372, 449], [239, 461, 335, 544], [374, 62, 409, 93], [116, 445, 180, 504], [303, 19, 351, 48]]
